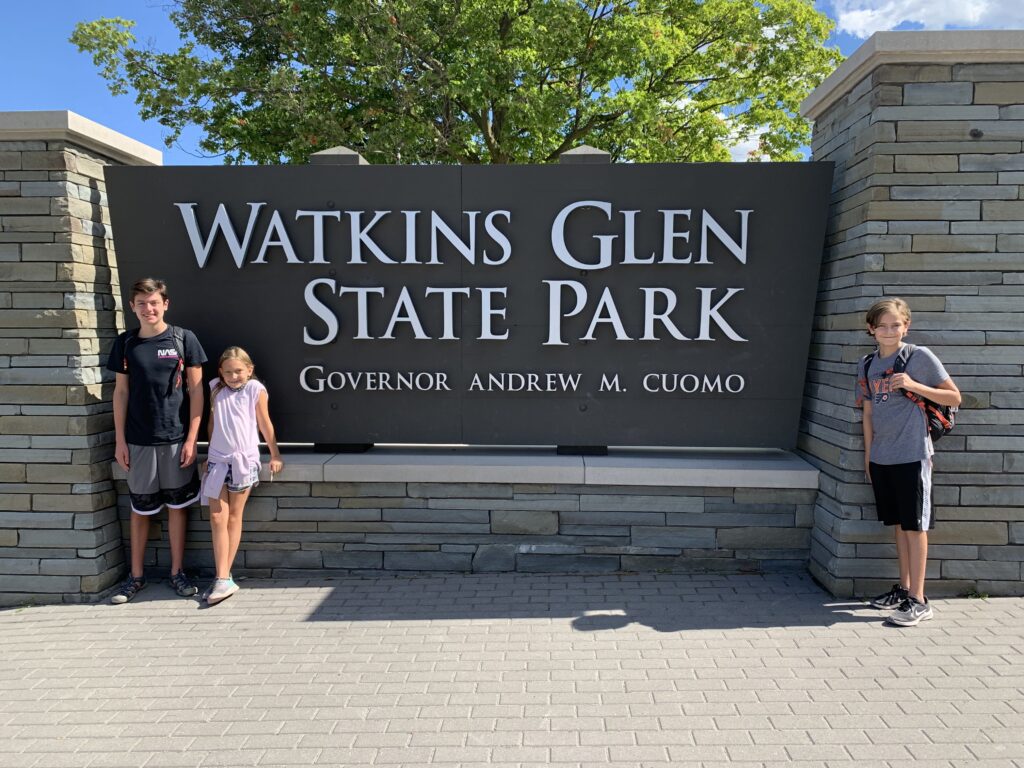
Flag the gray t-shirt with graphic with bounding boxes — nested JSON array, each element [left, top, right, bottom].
[[855, 344, 950, 465]]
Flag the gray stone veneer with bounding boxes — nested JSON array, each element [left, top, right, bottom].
[[800, 32, 1024, 597], [0, 112, 160, 604], [108, 450, 819, 585]]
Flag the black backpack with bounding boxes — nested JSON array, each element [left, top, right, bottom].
[[121, 325, 187, 396], [861, 344, 956, 442]]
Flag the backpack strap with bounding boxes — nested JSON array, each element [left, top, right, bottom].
[[169, 325, 186, 392], [170, 325, 186, 360], [892, 343, 915, 373], [859, 351, 876, 401], [890, 344, 946, 436], [893, 343, 920, 401], [121, 329, 140, 373]]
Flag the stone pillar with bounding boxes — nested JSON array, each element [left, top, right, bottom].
[[800, 32, 1024, 597], [0, 111, 161, 604]]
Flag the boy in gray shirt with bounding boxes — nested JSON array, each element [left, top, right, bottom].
[[856, 298, 961, 626]]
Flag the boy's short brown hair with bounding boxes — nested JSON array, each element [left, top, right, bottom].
[[865, 297, 911, 335], [130, 278, 168, 302]]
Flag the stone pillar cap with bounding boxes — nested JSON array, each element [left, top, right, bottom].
[[309, 145, 369, 165], [559, 145, 612, 164], [802, 30, 1024, 121], [0, 110, 162, 166]]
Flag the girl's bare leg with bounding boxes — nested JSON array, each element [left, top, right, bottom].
[[209, 489, 233, 579], [226, 487, 252, 574]]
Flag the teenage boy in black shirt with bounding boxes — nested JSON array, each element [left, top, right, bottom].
[[107, 278, 207, 603]]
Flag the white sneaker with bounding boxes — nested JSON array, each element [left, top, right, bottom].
[[888, 597, 933, 626], [207, 578, 239, 605]]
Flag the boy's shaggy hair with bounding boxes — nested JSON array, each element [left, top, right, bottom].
[[866, 297, 911, 335]]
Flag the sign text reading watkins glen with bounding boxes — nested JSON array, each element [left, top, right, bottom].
[[175, 201, 751, 346], [106, 163, 833, 447]]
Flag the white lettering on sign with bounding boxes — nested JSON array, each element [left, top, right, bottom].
[[295, 209, 341, 264], [174, 199, 757, 348], [253, 208, 301, 264], [298, 367, 747, 395], [300, 366, 453, 392], [643, 373, 746, 393], [177, 204, 514, 267], [549, 203, 752, 270], [542, 282, 746, 346], [468, 372, 582, 392], [303, 280, 509, 343], [175, 202, 265, 268], [176, 202, 751, 272]]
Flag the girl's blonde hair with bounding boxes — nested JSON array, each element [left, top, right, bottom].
[[210, 346, 256, 408], [865, 298, 911, 335]]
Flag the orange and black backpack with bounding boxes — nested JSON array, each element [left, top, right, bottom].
[[861, 344, 956, 442]]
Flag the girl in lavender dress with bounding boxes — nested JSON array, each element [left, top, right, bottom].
[[201, 347, 283, 604]]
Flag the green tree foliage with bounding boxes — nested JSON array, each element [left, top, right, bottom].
[[72, 0, 840, 164]]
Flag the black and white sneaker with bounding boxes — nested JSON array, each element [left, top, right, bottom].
[[869, 583, 909, 610], [111, 576, 147, 605], [169, 570, 198, 597], [888, 597, 934, 626]]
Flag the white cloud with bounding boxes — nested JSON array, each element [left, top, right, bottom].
[[830, 0, 1024, 39], [729, 133, 766, 162], [728, 124, 773, 162]]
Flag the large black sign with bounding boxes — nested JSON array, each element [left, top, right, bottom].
[[106, 162, 832, 448]]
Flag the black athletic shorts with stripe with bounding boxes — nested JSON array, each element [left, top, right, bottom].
[[869, 459, 934, 532]]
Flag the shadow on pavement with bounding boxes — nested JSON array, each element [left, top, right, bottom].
[[255, 571, 883, 631]]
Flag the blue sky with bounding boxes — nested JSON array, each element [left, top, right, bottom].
[[2, 1, 1020, 165]]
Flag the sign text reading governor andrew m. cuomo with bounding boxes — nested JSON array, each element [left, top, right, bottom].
[[106, 162, 832, 448]]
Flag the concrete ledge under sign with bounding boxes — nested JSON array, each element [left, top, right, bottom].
[[113, 447, 819, 487], [312, 447, 818, 487]]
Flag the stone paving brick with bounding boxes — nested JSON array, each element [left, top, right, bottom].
[[0, 572, 1022, 766], [255, 747, 322, 764]]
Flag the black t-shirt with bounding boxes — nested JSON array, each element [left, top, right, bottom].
[[106, 326, 208, 445]]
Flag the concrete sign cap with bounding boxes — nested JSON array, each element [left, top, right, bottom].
[[559, 145, 612, 164], [308, 145, 369, 165], [0, 110, 162, 166]]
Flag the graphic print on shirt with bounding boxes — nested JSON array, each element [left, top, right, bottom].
[[871, 369, 897, 405], [157, 347, 180, 360]]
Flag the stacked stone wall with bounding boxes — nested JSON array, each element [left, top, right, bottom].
[[0, 114, 823, 604], [113, 480, 816, 577], [802, 60, 1024, 597], [0, 138, 126, 603]]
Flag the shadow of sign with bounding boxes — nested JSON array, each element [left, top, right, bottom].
[[209, 572, 878, 632]]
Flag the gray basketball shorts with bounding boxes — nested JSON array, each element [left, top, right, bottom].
[[127, 443, 201, 515]]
